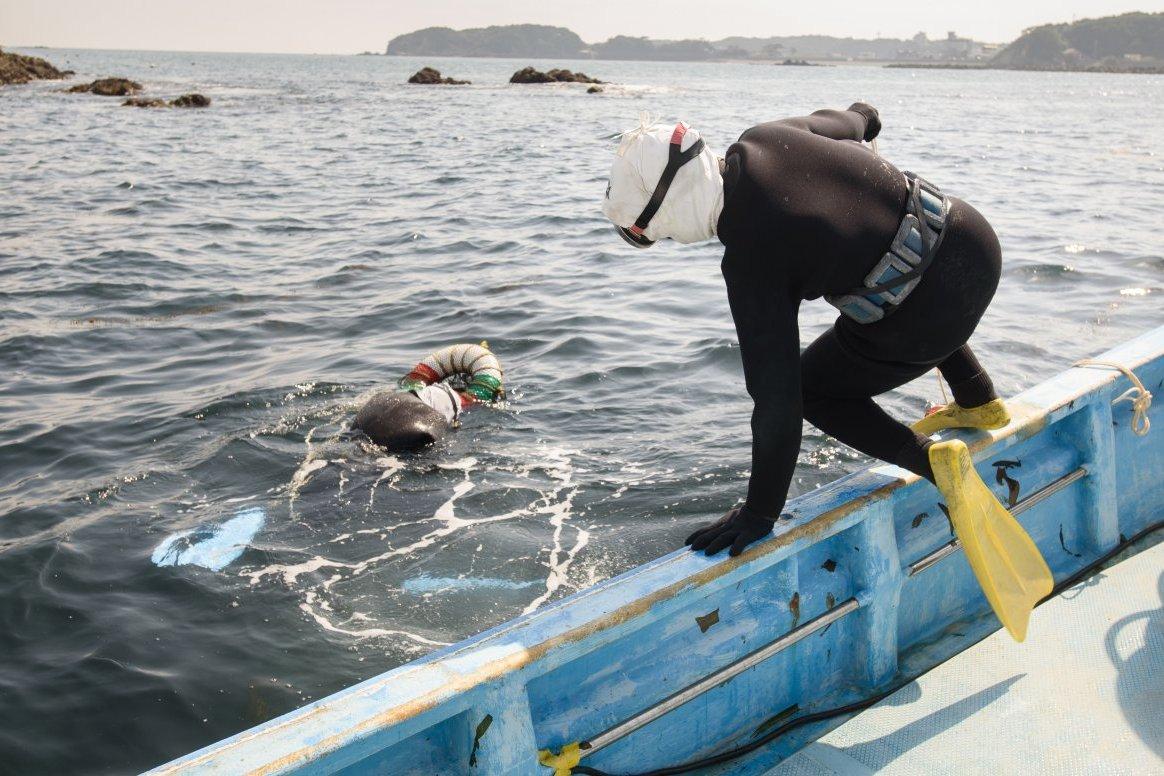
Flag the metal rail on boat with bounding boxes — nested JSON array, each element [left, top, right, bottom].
[[579, 597, 861, 757], [570, 465, 1091, 760], [578, 464, 1091, 758], [906, 465, 1088, 577]]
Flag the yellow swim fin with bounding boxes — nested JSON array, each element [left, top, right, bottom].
[[929, 440, 1053, 642], [913, 398, 1010, 436]]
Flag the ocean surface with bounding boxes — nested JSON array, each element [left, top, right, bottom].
[[0, 49, 1161, 774]]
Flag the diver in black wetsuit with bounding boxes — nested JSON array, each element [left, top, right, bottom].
[[601, 105, 1011, 557]]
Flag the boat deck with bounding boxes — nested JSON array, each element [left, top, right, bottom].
[[767, 539, 1164, 775]]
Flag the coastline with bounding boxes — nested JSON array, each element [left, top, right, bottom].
[[885, 61, 1164, 74]]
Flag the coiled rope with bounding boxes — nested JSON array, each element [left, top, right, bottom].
[[1074, 359, 1152, 436]]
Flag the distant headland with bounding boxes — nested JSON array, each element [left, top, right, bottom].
[[385, 24, 996, 65], [383, 12, 1164, 73], [992, 12, 1164, 72]]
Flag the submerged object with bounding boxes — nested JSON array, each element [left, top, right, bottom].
[[401, 576, 541, 594], [151, 506, 265, 571], [356, 342, 504, 451], [929, 438, 1053, 641], [150, 326, 1163, 775]]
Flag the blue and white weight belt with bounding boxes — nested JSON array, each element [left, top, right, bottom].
[[826, 172, 951, 324]]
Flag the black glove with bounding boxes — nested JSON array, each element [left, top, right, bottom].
[[847, 102, 881, 142], [685, 504, 776, 557]]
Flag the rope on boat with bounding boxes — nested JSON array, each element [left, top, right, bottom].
[[1074, 359, 1152, 436]]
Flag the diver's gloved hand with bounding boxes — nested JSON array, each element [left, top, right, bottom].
[[848, 102, 881, 142], [685, 504, 776, 557]]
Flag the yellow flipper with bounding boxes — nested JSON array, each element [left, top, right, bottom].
[[913, 398, 1011, 436], [929, 440, 1053, 641]]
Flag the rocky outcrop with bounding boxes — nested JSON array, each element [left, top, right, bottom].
[[407, 67, 470, 85], [122, 93, 211, 108], [509, 66, 602, 84], [587, 86, 603, 94], [68, 77, 142, 96], [122, 98, 167, 108], [0, 47, 70, 85], [170, 93, 210, 107]]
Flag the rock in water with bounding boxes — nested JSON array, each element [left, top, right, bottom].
[[0, 47, 69, 85], [547, 68, 602, 83], [587, 85, 603, 94], [509, 66, 554, 83], [122, 93, 210, 108], [122, 97, 167, 108], [407, 67, 470, 85], [121, 93, 210, 107], [170, 93, 210, 107], [68, 77, 142, 96], [510, 66, 603, 84]]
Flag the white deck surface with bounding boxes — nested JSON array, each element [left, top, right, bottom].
[[770, 540, 1164, 775]]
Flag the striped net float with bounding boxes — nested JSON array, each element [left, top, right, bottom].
[[399, 342, 504, 402]]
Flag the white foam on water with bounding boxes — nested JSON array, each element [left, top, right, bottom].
[[251, 443, 599, 646], [365, 455, 404, 516], [287, 418, 350, 517], [438, 456, 479, 472], [299, 595, 448, 646], [523, 448, 588, 614], [288, 455, 327, 512], [246, 554, 358, 586]]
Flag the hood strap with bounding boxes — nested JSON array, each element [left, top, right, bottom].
[[629, 123, 706, 236]]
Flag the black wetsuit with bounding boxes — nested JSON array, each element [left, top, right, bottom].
[[714, 105, 1000, 522]]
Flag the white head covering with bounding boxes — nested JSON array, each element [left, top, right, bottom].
[[601, 117, 724, 245]]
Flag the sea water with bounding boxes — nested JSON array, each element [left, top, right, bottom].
[[0, 49, 1161, 773]]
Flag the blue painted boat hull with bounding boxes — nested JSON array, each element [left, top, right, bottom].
[[149, 326, 1163, 775]]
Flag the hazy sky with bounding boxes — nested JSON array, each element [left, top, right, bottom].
[[2, 1, 1158, 54]]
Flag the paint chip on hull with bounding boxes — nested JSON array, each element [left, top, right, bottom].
[[695, 609, 719, 633], [469, 713, 492, 766]]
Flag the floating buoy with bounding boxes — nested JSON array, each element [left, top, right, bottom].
[[400, 342, 505, 403], [356, 343, 505, 451]]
